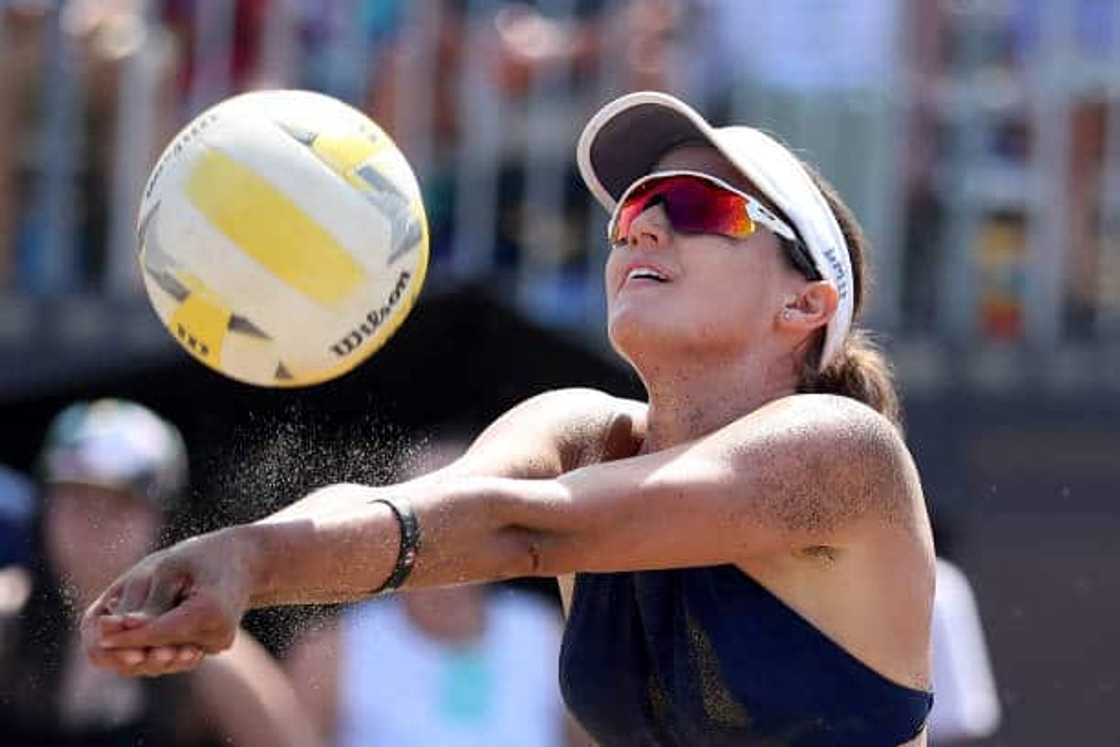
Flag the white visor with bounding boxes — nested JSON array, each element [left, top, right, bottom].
[[576, 91, 854, 371]]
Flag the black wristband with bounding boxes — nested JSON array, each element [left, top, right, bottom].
[[368, 497, 421, 594]]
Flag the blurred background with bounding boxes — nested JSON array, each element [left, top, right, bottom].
[[1, 0, 1118, 744]]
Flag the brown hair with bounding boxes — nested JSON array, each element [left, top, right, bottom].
[[791, 165, 902, 429]]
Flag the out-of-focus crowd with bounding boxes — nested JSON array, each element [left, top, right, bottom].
[[5, 0, 1120, 353], [0, 0, 710, 295]]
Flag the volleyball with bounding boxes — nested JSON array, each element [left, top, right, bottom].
[[136, 89, 429, 387]]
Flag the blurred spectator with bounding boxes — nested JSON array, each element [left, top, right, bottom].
[[286, 438, 588, 747], [685, 0, 908, 336], [925, 515, 1001, 743], [1, 0, 698, 293], [929, 558, 1003, 744], [0, 399, 323, 747], [161, 0, 300, 99], [0, 464, 35, 670], [354, 1, 694, 266], [0, 2, 50, 288], [66, 0, 185, 293], [0, 1, 182, 292], [0, 464, 34, 568], [718, 0, 898, 92]]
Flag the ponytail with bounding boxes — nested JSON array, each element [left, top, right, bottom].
[[798, 329, 902, 429]]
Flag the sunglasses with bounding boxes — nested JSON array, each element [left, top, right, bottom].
[[608, 171, 821, 279]]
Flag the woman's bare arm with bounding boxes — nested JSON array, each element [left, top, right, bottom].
[[82, 388, 639, 673], [84, 393, 920, 679], [521, 394, 925, 575], [235, 394, 918, 596], [262, 387, 642, 524]]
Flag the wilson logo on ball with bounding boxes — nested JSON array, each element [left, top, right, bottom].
[[332, 270, 413, 358]]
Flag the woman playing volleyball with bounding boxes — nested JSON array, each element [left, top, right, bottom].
[[82, 92, 934, 746]]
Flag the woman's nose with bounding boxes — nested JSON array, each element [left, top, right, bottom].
[[624, 202, 671, 249]]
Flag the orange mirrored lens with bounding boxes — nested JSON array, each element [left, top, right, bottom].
[[610, 176, 756, 244]]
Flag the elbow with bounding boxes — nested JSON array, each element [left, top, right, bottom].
[[481, 479, 578, 579], [494, 525, 573, 579], [494, 526, 550, 578], [429, 478, 550, 582]]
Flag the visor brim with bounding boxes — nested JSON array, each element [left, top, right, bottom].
[[578, 92, 720, 211]]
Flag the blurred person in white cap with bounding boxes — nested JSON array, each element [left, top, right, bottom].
[[82, 92, 934, 746], [0, 398, 322, 747]]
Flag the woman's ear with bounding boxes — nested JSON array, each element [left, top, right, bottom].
[[777, 281, 838, 332]]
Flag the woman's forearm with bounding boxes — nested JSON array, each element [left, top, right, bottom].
[[236, 477, 549, 607], [238, 499, 400, 607]]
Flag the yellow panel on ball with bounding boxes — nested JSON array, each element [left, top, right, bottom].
[[168, 290, 232, 368], [186, 148, 366, 308]]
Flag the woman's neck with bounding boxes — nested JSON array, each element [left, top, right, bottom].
[[639, 352, 798, 451]]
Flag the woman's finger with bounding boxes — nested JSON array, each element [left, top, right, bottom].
[[101, 597, 225, 651], [86, 644, 132, 671], [158, 647, 204, 674], [96, 644, 204, 678], [97, 615, 128, 635], [149, 645, 178, 667], [141, 570, 187, 618], [113, 648, 146, 668], [80, 585, 123, 644], [113, 573, 153, 616], [177, 646, 203, 666]]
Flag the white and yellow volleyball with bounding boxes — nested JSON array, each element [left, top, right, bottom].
[[137, 89, 428, 387]]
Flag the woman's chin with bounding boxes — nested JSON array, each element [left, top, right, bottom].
[[608, 312, 679, 360]]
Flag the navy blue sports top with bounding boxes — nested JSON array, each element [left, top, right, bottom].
[[559, 565, 932, 746]]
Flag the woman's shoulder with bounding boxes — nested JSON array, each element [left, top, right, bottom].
[[730, 393, 922, 519], [756, 392, 896, 422], [747, 393, 909, 454]]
